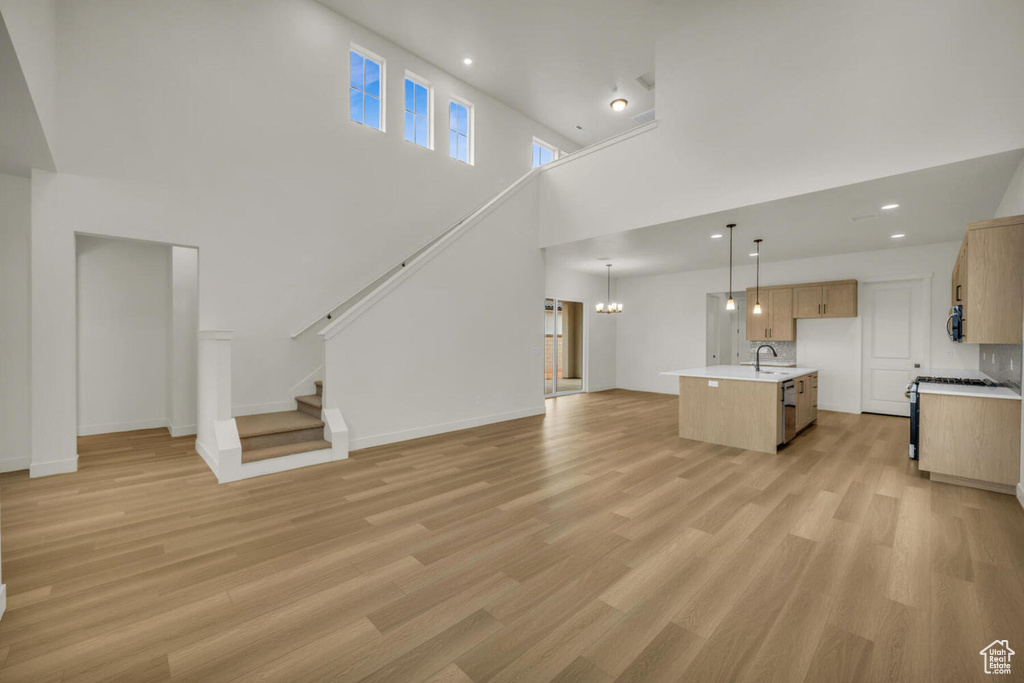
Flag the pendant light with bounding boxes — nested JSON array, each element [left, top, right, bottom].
[[752, 239, 763, 315], [725, 224, 736, 310], [595, 263, 622, 314]]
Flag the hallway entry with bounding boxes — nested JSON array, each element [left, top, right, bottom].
[[76, 235, 199, 437]]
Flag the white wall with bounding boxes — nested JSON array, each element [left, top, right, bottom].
[[544, 262, 617, 392], [997, 155, 1024, 504], [76, 236, 172, 435], [0, 173, 31, 472], [0, 0, 57, 167], [540, 0, 1024, 247], [26, 0, 579, 473], [325, 179, 545, 450], [169, 246, 199, 437], [615, 241, 975, 413], [997, 154, 1024, 218]]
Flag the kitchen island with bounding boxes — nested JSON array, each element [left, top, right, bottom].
[[661, 365, 819, 453]]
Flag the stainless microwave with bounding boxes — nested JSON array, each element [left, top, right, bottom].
[[946, 304, 964, 342]]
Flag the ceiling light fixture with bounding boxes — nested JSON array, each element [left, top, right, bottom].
[[710, 234, 723, 239], [463, 57, 473, 65], [749, 252, 758, 257], [610, 98, 628, 112], [891, 233, 906, 239], [881, 203, 899, 210], [725, 224, 736, 311], [753, 239, 763, 315], [595, 264, 623, 314]]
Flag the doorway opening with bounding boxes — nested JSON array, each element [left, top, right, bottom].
[[705, 291, 746, 366], [545, 298, 584, 396], [76, 234, 200, 437]]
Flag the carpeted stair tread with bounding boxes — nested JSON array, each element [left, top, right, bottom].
[[235, 410, 324, 439], [241, 439, 332, 463]]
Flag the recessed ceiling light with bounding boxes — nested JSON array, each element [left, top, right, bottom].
[[881, 203, 899, 210], [749, 252, 759, 257], [710, 234, 723, 239], [891, 233, 906, 239], [463, 57, 473, 65], [610, 99, 628, 112]]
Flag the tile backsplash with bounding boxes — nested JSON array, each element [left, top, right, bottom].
[[745, 340, 797, 365], [980, 343, 1022, 392]]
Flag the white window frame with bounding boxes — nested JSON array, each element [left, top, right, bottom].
[[447, 96, 475, 166], [532, 137, 559, 168], [349, 44, 386, 133], [403, 71, 433, 150]]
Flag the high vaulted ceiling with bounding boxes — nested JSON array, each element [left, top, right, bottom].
[[316, 0, 657, 146], [544, 149, 1024, 278]]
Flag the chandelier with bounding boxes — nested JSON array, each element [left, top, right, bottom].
[[596, 263, 622, 314]]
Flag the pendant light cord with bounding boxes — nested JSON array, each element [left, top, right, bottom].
[[727, 224, 734, 300], [754, 239, 762, 304]]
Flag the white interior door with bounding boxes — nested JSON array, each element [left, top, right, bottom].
[[861, 279, 928, 416]]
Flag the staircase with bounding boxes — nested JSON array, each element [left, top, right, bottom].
[[236, 381, 329, 463]]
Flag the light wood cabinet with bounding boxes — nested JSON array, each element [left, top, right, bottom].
[[746, 288, 770, 341], [809, 372, 818, 416], [919, 393, 1021, 489], [959, 217, 1024, 343], [795, 374, 815, 431], [745, 287, 796, 341], [794, 286, 822, 318], [747, 279, 858, 340], [951, 238, 967, 308], [822, 282, 858, 318], [792, 280, 858, 319], [769, 288, 795, 341]]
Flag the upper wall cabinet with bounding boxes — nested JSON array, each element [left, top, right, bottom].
[[793, 281, 858, 319], [745, 287, 796, 341], [956, 215, 1024, 344], [746, 279, 858, 341]]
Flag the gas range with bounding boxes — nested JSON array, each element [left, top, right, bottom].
[[906, 374, 1000, 461], [914, 376, 997, 387]]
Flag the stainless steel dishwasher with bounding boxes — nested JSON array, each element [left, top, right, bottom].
[[780, 380, 797, 446]]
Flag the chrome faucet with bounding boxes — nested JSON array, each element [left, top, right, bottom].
[[755, 344, 778, 372]]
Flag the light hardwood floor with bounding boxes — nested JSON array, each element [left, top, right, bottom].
[[1, 390, 1023, 682]]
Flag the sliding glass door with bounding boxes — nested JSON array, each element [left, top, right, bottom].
[[544, 298, 584, 397]]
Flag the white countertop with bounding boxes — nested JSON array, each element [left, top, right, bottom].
[[739, 361, 797, 368], [915, 369, 1021, 401], [661, 365, 818, 383]]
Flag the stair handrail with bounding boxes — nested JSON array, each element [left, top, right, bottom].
[[290, 119, 658, 339], [290, 167, 540, 338]]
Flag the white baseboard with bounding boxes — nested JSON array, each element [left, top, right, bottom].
[[30, 456, 78, 478], [169, 423, 197, 438], [0, 456, 31, 473], [586, 384, 617, 393], [0, 584, 6, 622], [78, 418, 170, 436], [349, 406, 546, 451], [1017, 482, 1024, 511], [232, 400, 295, 418], [818, 403, 860, 414], [195, 439, 219, 474]]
